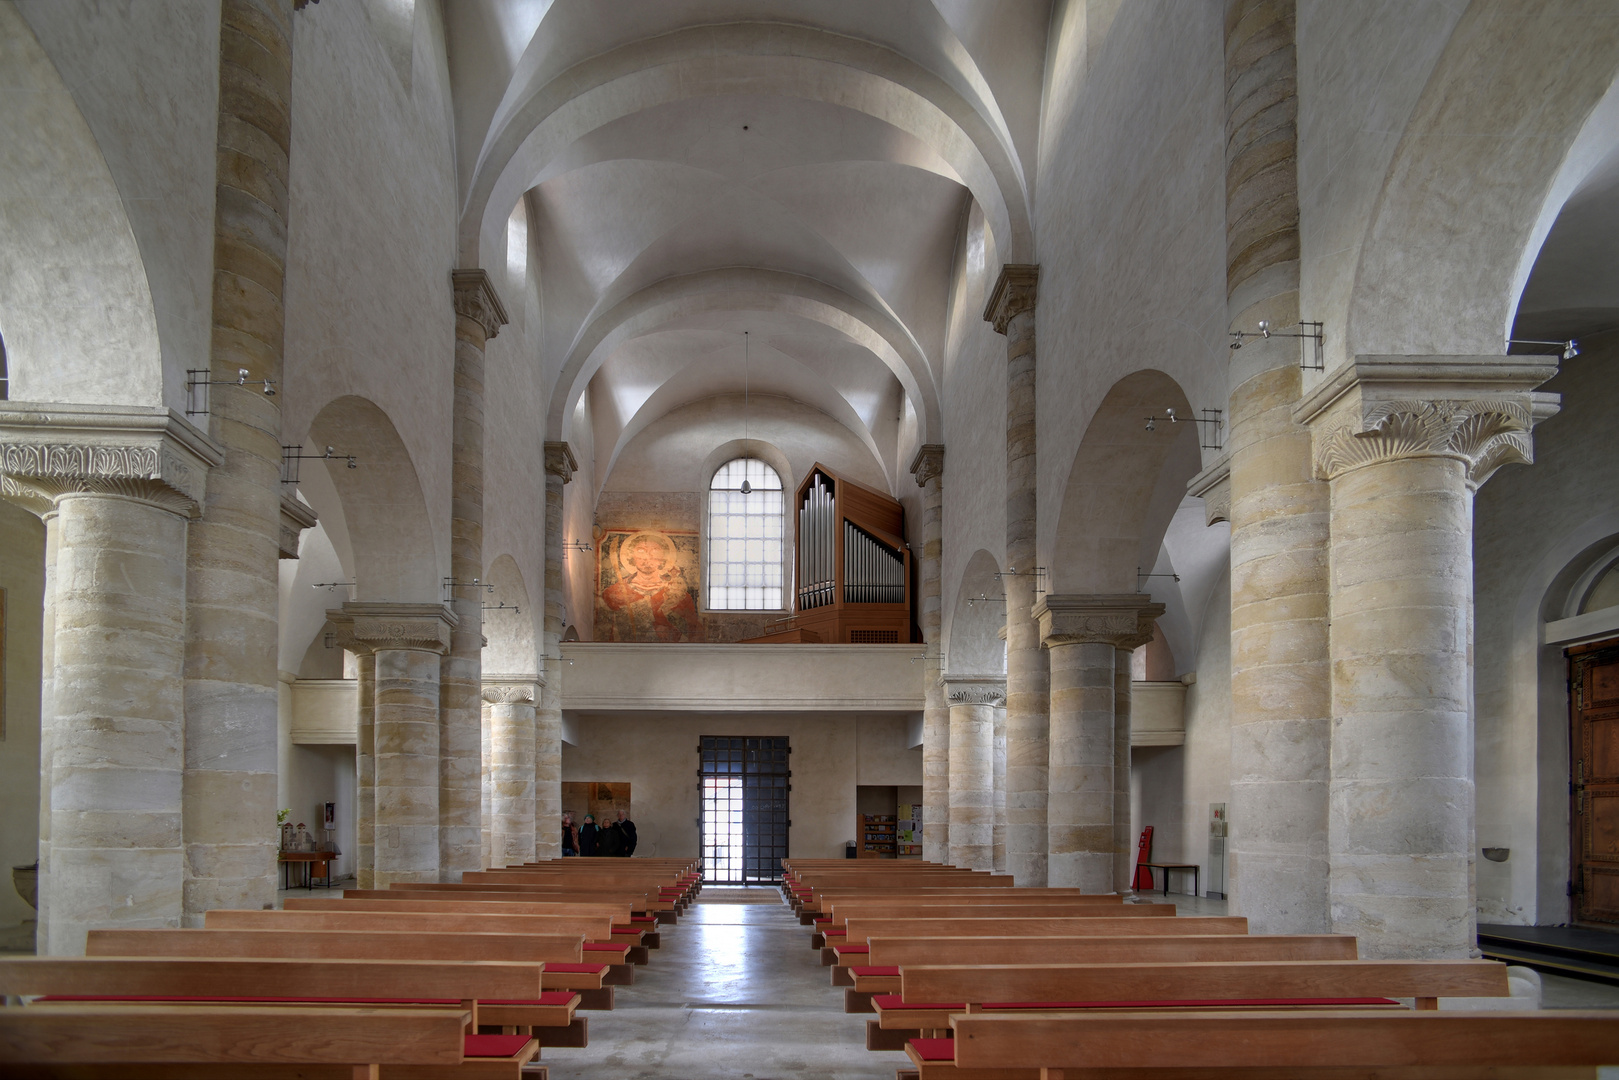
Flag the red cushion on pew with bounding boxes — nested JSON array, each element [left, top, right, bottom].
[[981, 997, 1401, 1009], [611, 925, 640, 933], [850, 966, 900, 977], [873, 995, 967, 1011], [583, 943, 627, 953], [823, 930, 846, 938], [909, 1038, 956, 1062], [481, 992, 579, 1006], [464, 1035, 533, 1058], [546, 963, 609, 974], [836, 944, 868, 954], [813, 916, 831, 923]]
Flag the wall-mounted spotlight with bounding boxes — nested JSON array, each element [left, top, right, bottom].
[[540, 654, 575, 666], [443, 577, 494, 602], [282, 445, 358, 484], [1230, 320, 1325, 371], [482, 601, 521, 615], [186, 367, 276, 418], [311, 581, 356, 593], [1137, 567, 1181, 589], [1506, 338, 1579, 361], [1144, 408, 1225, 451]]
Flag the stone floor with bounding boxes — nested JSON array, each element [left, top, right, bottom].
[[544, 887, 903, 1080]]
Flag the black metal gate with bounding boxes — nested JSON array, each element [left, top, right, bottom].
[[699, 736, 790, 883]]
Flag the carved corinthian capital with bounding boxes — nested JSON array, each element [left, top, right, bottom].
[[543, 441, 577, 483], [481, 674, 543, 706], [1296, 356, 1561, 489], [983, 264, 1039, 335], [910, 444, 945, 488], [944, 675, 1006, 707], [0, 403, 223, 519], [1035, 594, 1165, 650], [452, 268, 510, 343]]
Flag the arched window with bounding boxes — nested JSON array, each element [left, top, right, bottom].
[[708, 458, 785, 610]]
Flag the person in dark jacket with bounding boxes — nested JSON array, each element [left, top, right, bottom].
[[561, 813, 578, 856], [615, 809, 638, 856], [598, 820, 625, 857], [578, 814, 600, 856]]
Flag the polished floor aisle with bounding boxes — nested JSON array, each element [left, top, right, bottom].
[[545, 888, 901, 1080]]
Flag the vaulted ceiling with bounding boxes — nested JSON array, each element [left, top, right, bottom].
[[446, 0, 1052, 492]]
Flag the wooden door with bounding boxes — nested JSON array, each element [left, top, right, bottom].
[[1571, 641, 1619, 924]]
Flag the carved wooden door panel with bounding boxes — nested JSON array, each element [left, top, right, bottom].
[[1572, 641, 1619, 924]]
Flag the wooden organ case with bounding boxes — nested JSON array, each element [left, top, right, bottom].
[[790, 463, 913, 644]]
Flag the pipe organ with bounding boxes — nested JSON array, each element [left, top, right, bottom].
[[787, 463, 913, 643]]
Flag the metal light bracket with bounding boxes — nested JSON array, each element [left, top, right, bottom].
[[282, 445, 357, 484], [1506, 337, 1579, 361], [1229, 320, 1324, 371], [482, 601, 521, 615], [1144, 408, 1225, 451], [186, 368, 276, 418]]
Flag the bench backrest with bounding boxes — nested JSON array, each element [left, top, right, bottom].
[[949, 1011, 1619, 1071], [348, 889, 643, 911], [301, 896, 627, 918], [86, 928, 585, 964], [843, 916, 1247, 940], [205, 908, 615, 940], [867, 934, 1358, 966], [901, 959, 1511, 1003], [830, 903, 1174, 928], [0, 956, 542, 1000], [0, 1004, 469, 1067]]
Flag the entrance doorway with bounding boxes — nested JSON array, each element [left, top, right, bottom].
[[1570, 641, 1619, 924], [699, 736, 790, 884]]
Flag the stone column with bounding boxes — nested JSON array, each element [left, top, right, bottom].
[[181, 0, 296, 924], [353, 649, 375, 887], [1114, 649, 1137, 892], [342, 603, 457, 886], [1036, 595, 1162, 892], [992, 696, 1007, 874], [1222, 0, 1335, 936], [442, 270, 508, 882], [985, 264, 1046, 885], [945, 675, 1003, 871], [1300, 357, 1558, 958], [481, 695, 493, 869], [0, 405, 222, 954], [910, 445, 947, 862], [483, 676, 541, 869], [34, 501, 60, 950], [536, 443, 575, 861]]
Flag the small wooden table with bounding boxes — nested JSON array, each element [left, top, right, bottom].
[[1139, 862, 1199, 897], [278, 851, 335, 890]]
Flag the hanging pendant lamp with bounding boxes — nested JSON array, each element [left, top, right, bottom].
[[740, 330, 752, 494]]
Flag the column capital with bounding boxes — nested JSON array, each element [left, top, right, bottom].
[[543, 441, 577, 483], [0, 403, 223, 519], [279, 492, 318, 559], [1187, 451, 1230, 526], [1296, 356, 1561, 487], [909, 443, 945, 487], [943, 673, 1006, 707], [330, 601, 458, 654], [983, 264, 1039, 335], [482, 673, 545, 704], [452, 268, 510, 342], [1035, 593, 1165, 650]]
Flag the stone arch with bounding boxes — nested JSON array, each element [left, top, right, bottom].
[[552, 268, 939, 449], [1345, 12, 1619, 358], [0, 3, 165, 409], [946, 548, 1007, 675], [305, 395, 440, 602], [482, 553, 539, 677], [1048, 370, 1200, 596], [698, 439, 794, 496], [461, 22, 1031, 276]]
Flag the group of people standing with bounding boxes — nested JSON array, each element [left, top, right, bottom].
[[561, 809, 638, 857]]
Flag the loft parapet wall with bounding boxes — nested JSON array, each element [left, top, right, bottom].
[[559, 643, 924, 712]]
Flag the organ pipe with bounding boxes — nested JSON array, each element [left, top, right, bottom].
[[795, 468, 906, 612]]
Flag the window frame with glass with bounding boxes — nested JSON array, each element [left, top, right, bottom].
[[704, 457, 789, 613]]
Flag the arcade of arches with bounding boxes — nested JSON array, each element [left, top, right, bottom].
[[2, 0, 1619, 970]]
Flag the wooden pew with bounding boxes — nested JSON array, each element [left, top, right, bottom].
[[872, 958, 1510, 1037], [821, 907, 1177, 962], [288, 900, 654, 952], [85, 928, 622, 1006], [940, 1009, 1619, 1080], [204, 909, 648, 965], [0, 1003, 501, 1079], [839, 934, 1358, 1005]]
